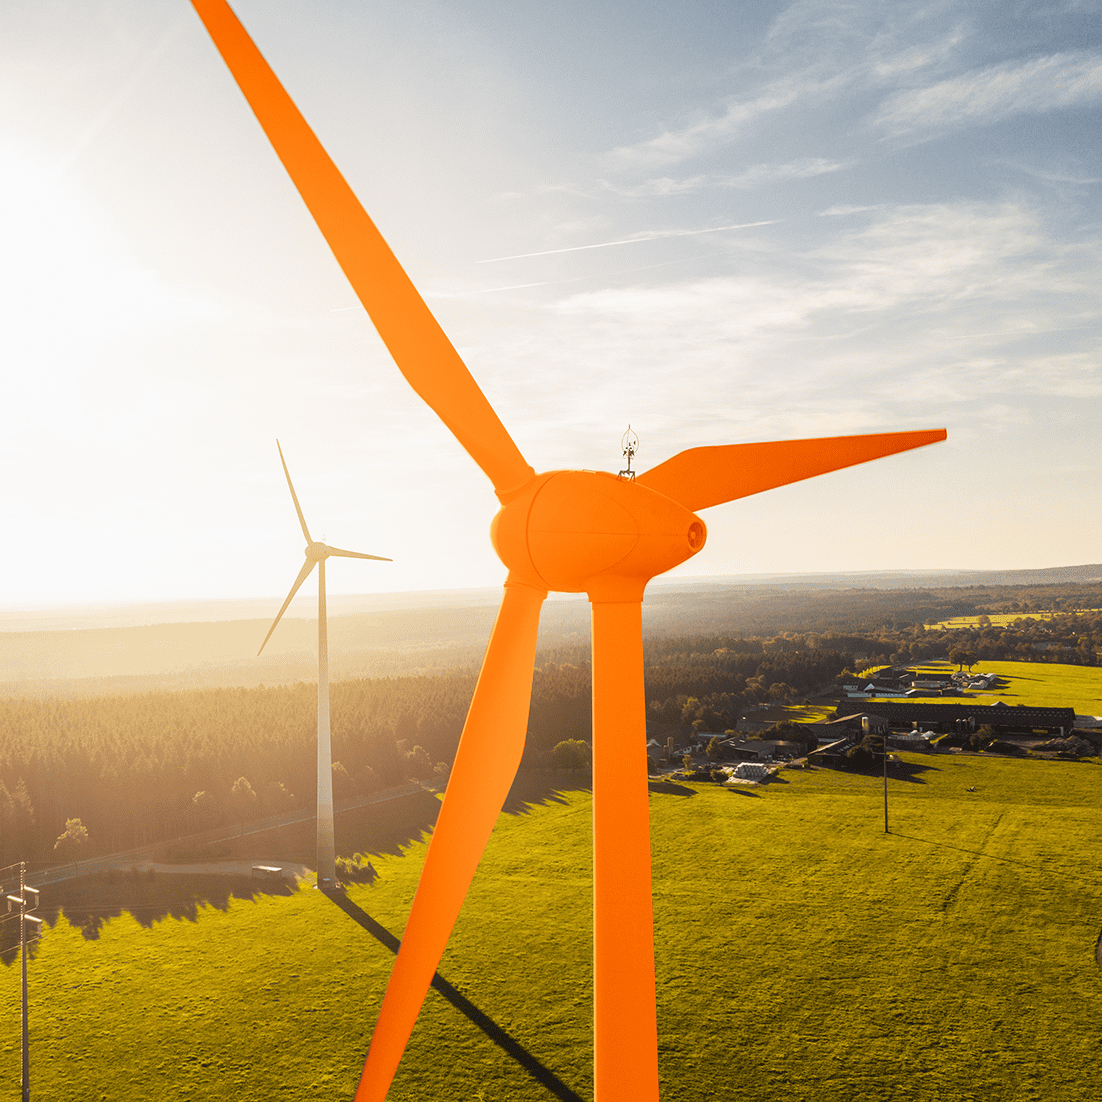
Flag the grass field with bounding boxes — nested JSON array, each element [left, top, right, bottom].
[[4, 749, 1102, 1101], [923, 613, 1066, 629], [888, 661, 1102, 715], [925, 611, 1102, 630]]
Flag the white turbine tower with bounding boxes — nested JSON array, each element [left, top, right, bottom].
[[259, 440, 391, 887]]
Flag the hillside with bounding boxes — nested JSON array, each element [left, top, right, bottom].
[[2, 568, 1101, 697]]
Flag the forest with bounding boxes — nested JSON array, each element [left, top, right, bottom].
[[2, 583, 1100, 867]]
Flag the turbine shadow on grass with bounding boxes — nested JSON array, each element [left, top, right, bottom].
[[323, 888, 585, 1102], [824, 758, 937, 784], [647, 779, 697, 796]]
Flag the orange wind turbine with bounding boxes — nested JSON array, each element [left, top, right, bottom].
[[189, 3, 947, 1099]]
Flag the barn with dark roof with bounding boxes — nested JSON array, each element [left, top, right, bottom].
[[834, 700, 1075, 735]]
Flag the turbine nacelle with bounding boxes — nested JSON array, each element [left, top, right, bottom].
[[306, 541, 331, 562], [491, 469, 706, 601]]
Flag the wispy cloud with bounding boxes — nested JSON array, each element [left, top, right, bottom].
[[477, 221, 779, 263], [601, 158, 846, 198], [605, 85, 811, 169], [818, 204, 881, 217], [505, 199, 1101, 452], [873, 51, 1102, 137], [603, 8, 971, 171], [1003, 162, 1102, 186]]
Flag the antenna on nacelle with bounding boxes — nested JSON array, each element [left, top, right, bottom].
[[619, 425, 638, 481]]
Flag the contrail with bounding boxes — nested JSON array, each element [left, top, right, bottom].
[[478, 219, 780, 263], [51, 16, 189, 181]]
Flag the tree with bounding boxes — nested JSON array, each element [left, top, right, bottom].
[[5, 779, 36, 860], [550, 739, 591, 770], [680, 697, 701, 724], [965, 724, 995, 752], [331, 761, 354, 799], [846, 732, 885, 766], [230, 776, 258, 821], [949, 648, 976, 672], [405, 745, 435, 782], [705, 736, 722, 761], [54, 817, 90, 871]]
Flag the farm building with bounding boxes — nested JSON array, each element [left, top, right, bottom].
[[808, 713, 888, 739], [834, 700, 1075, 735], [806, 738, 857, 765]]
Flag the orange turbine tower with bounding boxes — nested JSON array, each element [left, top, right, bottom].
[[190, 3, 947, 1099]]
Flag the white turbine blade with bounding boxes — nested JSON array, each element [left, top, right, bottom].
[[258, 558, 316, 655], [276, 439, 313, 544], [325, 545, 392, 561]]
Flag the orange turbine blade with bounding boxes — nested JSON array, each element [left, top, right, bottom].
[[190, 1, 535, 499], [636, 429, 946, 513], [590, 600, 659, 1102], [355, 579, 547, 1102]]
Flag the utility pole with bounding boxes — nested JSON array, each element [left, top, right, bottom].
[[6, 864, 41, 1102], [883, 730, 889, 834]]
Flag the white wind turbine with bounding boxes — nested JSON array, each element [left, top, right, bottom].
[[258, 440, 391, 887]]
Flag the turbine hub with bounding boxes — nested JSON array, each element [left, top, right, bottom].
[[491, 470, 706, 601], [306, 541, 330, 562]]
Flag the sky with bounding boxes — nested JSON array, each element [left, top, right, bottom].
[[0, 0, 1099, 612]]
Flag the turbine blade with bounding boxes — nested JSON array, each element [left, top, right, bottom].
[[355, 579, 546, 1102], [324, 546, 392, 562], [636, 428, 946, 512], [276, 439, 312, 544], [190, 1, 535, 500], [257, 558, 316, 655], [590, 599, 659, 1102]]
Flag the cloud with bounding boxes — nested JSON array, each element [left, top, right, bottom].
[[601, 12, 971, 172], [1003, 162, 1102, 186], [476, 221, 779, 263], [605, 85, 810, 169], [873, 51, 1102, 136], [818, 204, 881, 216], [499, 200, 1101, 453], [601, 159, 846, 198]]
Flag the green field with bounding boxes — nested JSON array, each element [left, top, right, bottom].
[[924, 613, 1063, 629], [4, 750, 1102, 1101], [891, 661, 1102, 714]]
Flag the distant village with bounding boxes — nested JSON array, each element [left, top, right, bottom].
[[651, 664, 1102, 786]]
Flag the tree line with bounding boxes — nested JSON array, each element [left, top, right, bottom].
[[3, 597, 1099, 867], [0, 635, 858, 865]]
